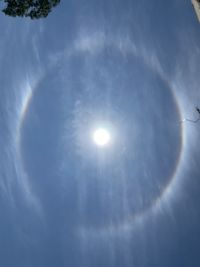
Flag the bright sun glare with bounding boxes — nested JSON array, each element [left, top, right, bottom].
[[93, 128, 111, 147]]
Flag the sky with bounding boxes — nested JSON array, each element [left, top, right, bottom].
[[0, 0, 200, 266]]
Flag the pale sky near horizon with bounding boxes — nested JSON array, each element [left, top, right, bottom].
[[0, 1, 200, 266]]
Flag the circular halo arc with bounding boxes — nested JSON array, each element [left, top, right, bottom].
[[16, 33, 184, 232]]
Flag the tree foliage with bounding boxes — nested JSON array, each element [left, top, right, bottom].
[[1, 0, 61, 19]]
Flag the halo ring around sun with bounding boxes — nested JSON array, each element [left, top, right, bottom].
[[17, 33, 184, 232]]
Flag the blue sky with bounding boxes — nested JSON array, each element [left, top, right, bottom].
[[0, 0, 200, 266]]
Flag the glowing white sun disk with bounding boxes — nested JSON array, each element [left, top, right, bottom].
[[93, 128, 111, 146]]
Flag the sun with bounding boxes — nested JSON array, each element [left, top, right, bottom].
[[93, 128, 111, 147]]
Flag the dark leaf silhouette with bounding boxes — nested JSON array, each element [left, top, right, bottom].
[[1, 0, 60, 19]]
